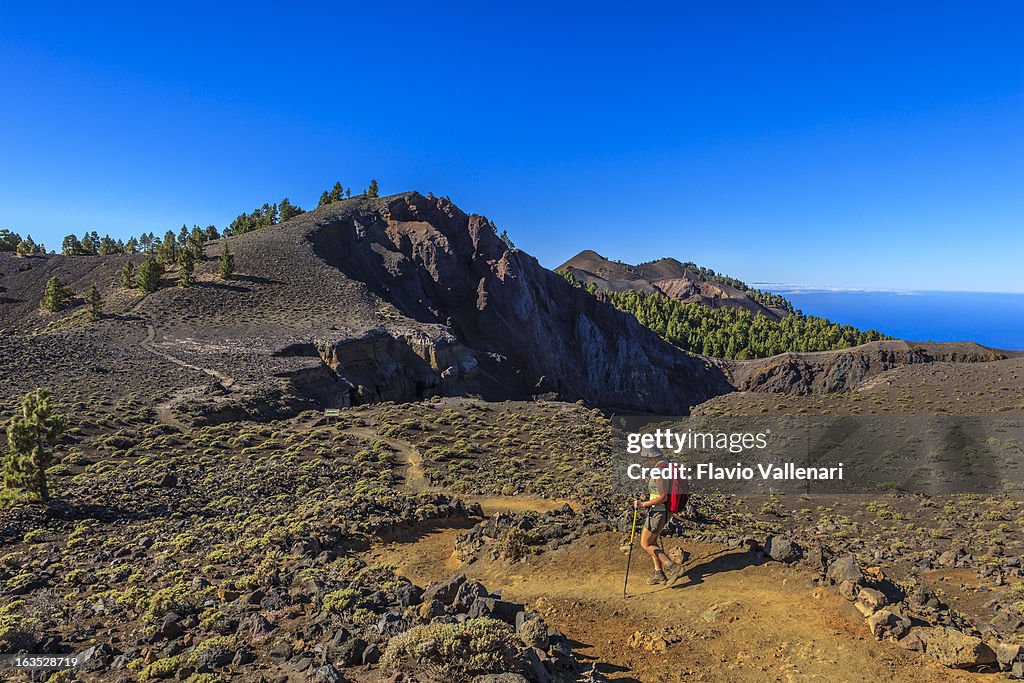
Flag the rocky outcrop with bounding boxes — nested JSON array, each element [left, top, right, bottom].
[[725, 340, 1016, 395], [304, 194, 732, 413]]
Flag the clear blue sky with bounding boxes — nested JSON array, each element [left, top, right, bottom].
[[1, 2, 1021, 292]]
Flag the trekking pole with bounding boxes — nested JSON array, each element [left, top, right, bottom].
[[623, 503, 638, 598]]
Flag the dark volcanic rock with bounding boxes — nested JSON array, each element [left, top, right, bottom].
[[725, 340, 1014, 395], [764, 535, 801, 563], [826, 555, 865, 586], [307, 193, 732, 413]]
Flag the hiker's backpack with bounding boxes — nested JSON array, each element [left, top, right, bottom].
[[665, 467, 689, 515]]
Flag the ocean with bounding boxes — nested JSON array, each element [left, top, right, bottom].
[[760, 288, 1024, 352]]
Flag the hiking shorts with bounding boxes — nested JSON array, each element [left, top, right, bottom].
[[644, 507, 668, 535]]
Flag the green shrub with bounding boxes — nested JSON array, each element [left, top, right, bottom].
[[322, 588, 361, 613], [138, 655, 181, 681], [380, 617, 520, 680]]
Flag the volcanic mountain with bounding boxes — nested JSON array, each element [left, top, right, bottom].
[[557, 249, 790, 321], [0, 193, 732, 423]]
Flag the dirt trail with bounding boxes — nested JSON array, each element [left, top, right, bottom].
[[140, 324, 236, 386], [140, 323, 237, 429], [339, 425, 571, 515], [366, 523, 987, 683]]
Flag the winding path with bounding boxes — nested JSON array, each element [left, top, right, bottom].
[[340, 425, 433, 492], [139, 323, 236, 429]]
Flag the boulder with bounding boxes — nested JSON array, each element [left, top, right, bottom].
[[244, 589, 265, 606], [418, 598, 447, 621], [854, 587, 888, 617], [997, 642, 1023, 672], [471, 675, 530, 683], [159, 618, 183, 640], [325, 628, 366, 667], [391, 582, 423, 607], [838, 580, 860, 602], [866, 609, 911, 640], [468, 597, 525, 624], [423, 574, 467, 606], [238, 612, 275, 640], [523, 647, 551, 683], [804, 544, 833, 575], [764, 535, 801, 563], [937, 549, 960, 567], [826, 555, 864, 586], [310, 664, 345, 683], [192, 644, 234, 671], [920, 627, 997, 669], [517, 615, 549, 650], [897, 628, 927, 652], [454, 580, 490, 612]]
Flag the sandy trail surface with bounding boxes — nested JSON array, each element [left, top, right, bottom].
[[364, 515, 986, 683]]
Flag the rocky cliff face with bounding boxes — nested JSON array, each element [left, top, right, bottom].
[[725, 341, 1016, 395], [307, 194, 732, 413]]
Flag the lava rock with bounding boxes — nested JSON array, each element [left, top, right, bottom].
[[764, 535, 801, 563], [919, 627, 997, 669], [867, 609, 911, 640], [517, 615, 549, 650], [422, 574, 466, 606], [468, 597, 525, 624], [826, 555, 864, 586], [855, 587, 888, 617], [310, 664, 345, 682]]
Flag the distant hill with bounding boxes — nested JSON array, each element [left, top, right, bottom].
[[556, 250, 792, 321]]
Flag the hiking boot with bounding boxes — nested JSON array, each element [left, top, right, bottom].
[[646, 570, 667, 585], [662, 561, 685, 585]]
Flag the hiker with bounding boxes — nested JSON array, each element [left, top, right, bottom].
[[634, 450, 688, 585]]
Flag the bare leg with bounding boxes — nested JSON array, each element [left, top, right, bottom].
[[641, 528, 669, 570]]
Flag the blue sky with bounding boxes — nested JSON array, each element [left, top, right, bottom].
[[1, 2, 1021, 292]]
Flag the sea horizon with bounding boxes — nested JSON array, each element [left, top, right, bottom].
[[759, 286, 1024, 351]]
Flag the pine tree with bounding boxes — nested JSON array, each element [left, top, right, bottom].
[[186, 226, 205, 262], [499, 229, 516, 250], [85, 284, 103, 321], [0, 229, 21, 251], [329, 182, 344, 203], [366, 179, 379, 198], [16, 236, 43, 256], [179, 249, 195, 287], [317, 190, 331, 208], [218, 243, 235, 280], [120, 260, 136, 288], [137, 255, 163, 293], [3, 389, 67, 502], [279, 198, 303, 222], [98, 235, 119, 255], [156, 230, 177, 264], [62, 234, 83, 255], [39, 276, 73, 312]]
